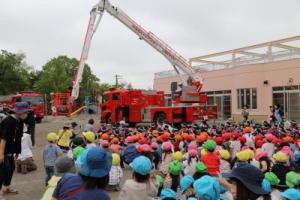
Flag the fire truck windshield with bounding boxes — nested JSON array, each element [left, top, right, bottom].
[[102, 95, 109, 103], [21, 96, 44, 105]]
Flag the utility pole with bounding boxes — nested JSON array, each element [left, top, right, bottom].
[[115, 74, 122, 87]]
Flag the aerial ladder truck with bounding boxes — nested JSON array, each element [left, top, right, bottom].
[[71, 0, 217, 125]]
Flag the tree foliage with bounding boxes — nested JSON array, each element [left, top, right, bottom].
[[0, 51, 125, 99], [0, 50, 32, 95], [35, 56, 100, 99]]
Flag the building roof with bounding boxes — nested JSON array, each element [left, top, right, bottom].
[[155, 35, 300, 79]]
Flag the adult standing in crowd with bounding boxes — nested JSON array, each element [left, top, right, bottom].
[[0, 102, 29, 200], [269, 106, 276, 127], [241, 105, 249, 121], [24, 101, 36, 147], [274, 104, 284, 126]]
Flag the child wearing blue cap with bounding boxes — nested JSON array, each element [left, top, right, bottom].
[[52, 147, 112, 200], [281, 188, 300, 200], [119, 156, 157, 200], [160, 188, 176, 200], [180, 175, 196, 199]]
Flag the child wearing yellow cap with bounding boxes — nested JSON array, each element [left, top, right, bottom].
[[43, 133, 63, 186], [219, 150, 231, 174], [271, 151, 290, 186], [57, 122, 73, 151], [108, 153, 123, 191], [82, 131, 96, 149]]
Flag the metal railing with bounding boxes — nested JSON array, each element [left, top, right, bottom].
[[155, 49, 300, 79]]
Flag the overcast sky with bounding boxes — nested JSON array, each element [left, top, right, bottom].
[[1, 0, 300, 89]]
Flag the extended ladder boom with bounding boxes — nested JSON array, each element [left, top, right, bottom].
[[72, 0, 203, 101]]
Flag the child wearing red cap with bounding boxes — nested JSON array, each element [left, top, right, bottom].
[[262, 134, 275, 158], [222, 133, 231, 151], [214, 137, 224, 153], [230, 133, 241, 160], [173, 135, 182, 152]]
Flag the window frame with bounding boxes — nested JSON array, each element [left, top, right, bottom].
[[237, 88, 257, 110]]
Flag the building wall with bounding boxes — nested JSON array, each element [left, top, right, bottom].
[[153, 58, 300, 121]]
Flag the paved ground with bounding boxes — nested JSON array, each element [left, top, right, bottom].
[[6, 115, 130, 200]]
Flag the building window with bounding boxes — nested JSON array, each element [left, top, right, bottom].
[[205, 90, 232, 120], [207, 96, 214, 105], [237, 88, 257, 109]]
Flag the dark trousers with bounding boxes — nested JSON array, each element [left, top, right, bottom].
[[120, 156, 125, 168], [45, 166, 54, 186], [0, 155, 15, 190], [28, 125, 35, 146]]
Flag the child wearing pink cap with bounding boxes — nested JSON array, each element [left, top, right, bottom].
[[138, 144, 153, 162], [183, 149, 198, 176], [101, 140, 110, 151], [159, 142, 173, 175], [254, 151, 272, 173], [151, 142, 160, 170]]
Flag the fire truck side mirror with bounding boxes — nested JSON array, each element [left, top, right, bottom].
[[171, 82, 178, 92]]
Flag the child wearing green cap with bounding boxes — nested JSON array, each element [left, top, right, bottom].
[[263, 172, 283, 199], [193, 162, 209, 180], [201, 140, 220, 176], [162, 160, 183, 200], [286, 171, 300, 189]]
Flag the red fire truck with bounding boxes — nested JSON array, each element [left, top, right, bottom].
[[70, 0, 217, 124], [101, 88, 217, 125], [0, 91, 45, 122], [51, 91, 72, 116]]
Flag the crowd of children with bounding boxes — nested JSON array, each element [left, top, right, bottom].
[[39, 118, 300, 200]]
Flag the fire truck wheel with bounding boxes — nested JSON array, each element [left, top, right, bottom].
[[154, 113, 166, 125], [35, 118, 42, 123]]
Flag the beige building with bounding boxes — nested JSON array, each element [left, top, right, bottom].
[[153, 35, 300, 122]]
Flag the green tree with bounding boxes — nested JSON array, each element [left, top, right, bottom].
[[98, 82, 127, 94], [35, 56, 100, 100], [29, 70, 42, 91], [0, 50, 32, 95], [99, 83, 112, 95]]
